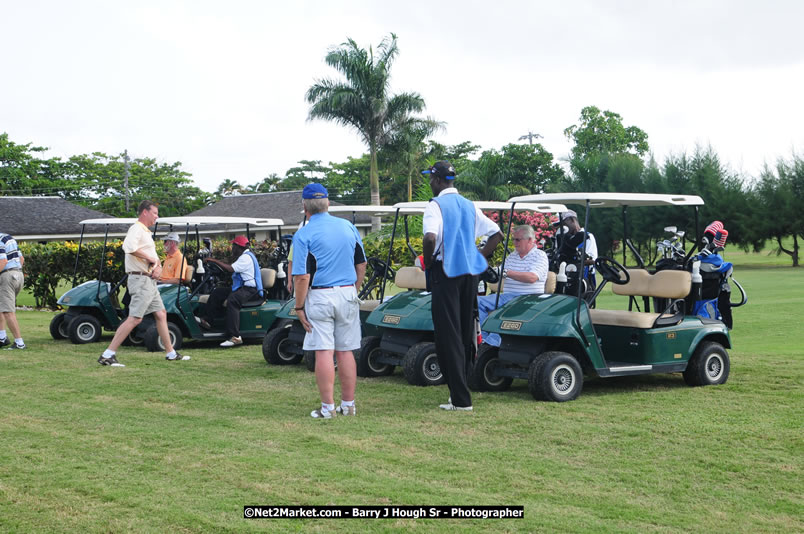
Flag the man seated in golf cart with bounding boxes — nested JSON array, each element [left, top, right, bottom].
[[478, 224, 549, 347], [199, 235, 264, 347], [158, 232, 191, 285], [555, 209, 597, 291]]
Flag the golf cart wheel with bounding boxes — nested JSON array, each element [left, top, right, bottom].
[[403, 342, 444, 387], [683, 341, 730, 387], [262, 324, 303, 365], [49, 312, 71, 340], [124, 329, 145, 346], [144, 322, 183, 352], [68, 314, 102, 344], [528, 351, 583, 402], [357, 336, 393, 377], [469, 344, 513, 392], [304, 351, 316, 372]]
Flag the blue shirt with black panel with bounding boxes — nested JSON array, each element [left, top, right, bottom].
[[292, 213, 366, 287]]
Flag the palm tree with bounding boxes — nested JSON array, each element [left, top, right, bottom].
[[459, 158, 530, 201], [306, 33, 431, 230]]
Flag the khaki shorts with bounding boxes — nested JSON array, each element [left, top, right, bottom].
[[302, 285, 361, 352], [127, 274, 165, 318], [0, 269, 24, 313]]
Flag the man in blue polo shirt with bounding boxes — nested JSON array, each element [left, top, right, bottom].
[[0, 231, 25, 349], [292, 183, 367, 419]]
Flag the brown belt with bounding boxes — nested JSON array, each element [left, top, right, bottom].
[[127, 271, 152, 276]]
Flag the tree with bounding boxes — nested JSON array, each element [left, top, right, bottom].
[[247, 173, 282, 193], [459, 154, 529, 202], [564, 106, 649, 160], [215, 179, 244, 199], [496, 143, 564, 193], [756, 153, 804, 266], [306, 33, 432, 230], [380, 119, 444, 201]]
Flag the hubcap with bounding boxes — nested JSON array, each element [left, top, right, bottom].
[[423, 353, 442, 382], [368, 347, 387, 373], [484, 357, 504, 386], [277, 337, 297, 361], [705, 354, 724, 380], [78, 323, 95, 341], [551, 364, 575, 395]]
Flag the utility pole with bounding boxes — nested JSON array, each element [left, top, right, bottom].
[[123, 150, 131, 212], [518, 130, 543, 145]]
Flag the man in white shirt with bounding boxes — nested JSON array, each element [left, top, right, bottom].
[[478, 225, 549, 347], [559, 210, 598, 291], [201, 235, 263, 347], [99, 200, 189, 366]]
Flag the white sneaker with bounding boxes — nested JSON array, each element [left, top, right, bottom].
[[335, 404, 356, 416], [220, 337, 243, 347], [310, 407, 335, 419], [167, 353, 191, 361], [439, 398, 473, 411]]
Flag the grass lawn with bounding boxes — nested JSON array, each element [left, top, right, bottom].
[[1, 259, 802, 532]]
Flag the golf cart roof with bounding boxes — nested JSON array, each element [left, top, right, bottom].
[[392, 200, 568, 213], [328, 205, 400, 215], [79, 218, 140, 225], [507, 192, 704, 208], [157, 216, 284, 226]]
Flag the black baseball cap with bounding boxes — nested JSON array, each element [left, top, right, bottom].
[[421, 160, 456, 180]]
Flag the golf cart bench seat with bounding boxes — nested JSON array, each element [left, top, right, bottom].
[[487, 271, 556, 295], [196, 268, 277, 306], [395, 266, 427, 290], [589, 269, 691, 329], [360, 300, 381, 312]]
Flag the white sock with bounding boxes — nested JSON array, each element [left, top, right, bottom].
[[341, 400, 354, 407], [322, 403, 335, 413], [166, 350, 177, 359], [15, 338, 24, 346], [0, 330, 6, 339], [102, 349, 115, 359]]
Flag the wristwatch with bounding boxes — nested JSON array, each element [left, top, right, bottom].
[[502, 269, 508, 278]]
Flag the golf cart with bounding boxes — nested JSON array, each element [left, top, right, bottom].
[[357, 201, 567, 387], [262, 205, 399, 368], [475, 193, 734, 402], [134, 216, 288, 351], [50, 217, 178, 345]]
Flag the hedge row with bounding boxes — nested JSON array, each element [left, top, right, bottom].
[[19, 238, 281, 309]]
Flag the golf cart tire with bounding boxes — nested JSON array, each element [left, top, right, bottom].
[[403, 342, 445, 387], [528, 351, 583, 402], [304, 351, 316, 372], [123, 329, 145, 346], [50, 312, 70, 340], [144, 322, 183, 352], [469, 344, 513, 392], [357, 336, 394, 377], [68, 314, 102, 344], [262, 324, 303, 365], [683, 341, 730, 387]]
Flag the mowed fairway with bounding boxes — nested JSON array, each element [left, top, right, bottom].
[[1, 264, 802, 533]]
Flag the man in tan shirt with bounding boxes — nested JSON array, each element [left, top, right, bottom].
[[98, 200, 190, 367]]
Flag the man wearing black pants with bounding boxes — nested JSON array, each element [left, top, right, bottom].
[[422, 161, 502, 411]]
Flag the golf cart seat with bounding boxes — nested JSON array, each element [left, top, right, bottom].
[[240, 268, 277, 307], [589, 269, 691, 329], [487, 270, 556, 295], [360, 300, 381, 312], [182, 265, 194, 286], [395, 266, 427, 290]]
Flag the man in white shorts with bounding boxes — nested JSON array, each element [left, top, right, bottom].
[[98, 200, 189, 367], [0, 231, 25, 350], [292, 183, 366, 419]]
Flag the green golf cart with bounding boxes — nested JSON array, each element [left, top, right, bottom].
[[133, 216, 288, 351], [475, 193, 733, 402], [357, 201, 567, 386], [262, 205, 398, 369]]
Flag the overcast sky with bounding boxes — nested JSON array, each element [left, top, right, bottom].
[[2, 0, 802, 193]]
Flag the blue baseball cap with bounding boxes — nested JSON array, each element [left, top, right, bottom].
[[421, 160, 456, 180], [302, 183, 329, 199]]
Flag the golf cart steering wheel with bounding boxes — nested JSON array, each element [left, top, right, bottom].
[[480, 265, 500, 284], [203, 260, 227, 278], [595, 256, 630, 285], [368, 257, 395, 281]]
